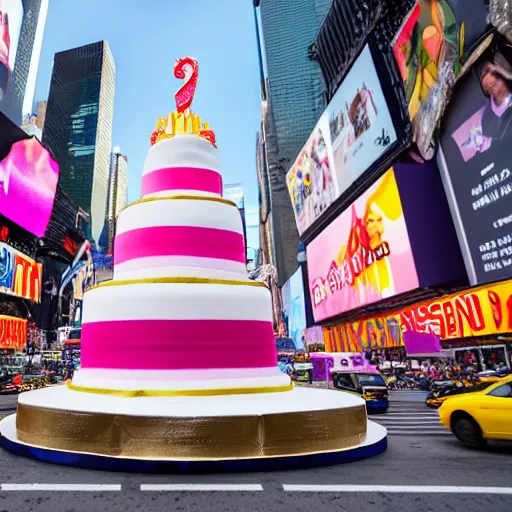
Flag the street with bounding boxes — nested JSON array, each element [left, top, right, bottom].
[[0, 391, 511, 511]]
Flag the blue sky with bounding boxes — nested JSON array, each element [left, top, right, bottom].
[[34, 0, 261, 249]]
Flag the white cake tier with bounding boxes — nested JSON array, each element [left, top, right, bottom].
[[79, 279, 279, 376], [114, 196, 246, 277], [141, 135, 222, 198], [71, 367, 291, 392], [2, 387, 386, 461]]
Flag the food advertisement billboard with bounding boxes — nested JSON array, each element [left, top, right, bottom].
[[0, 241, 41, 302], [306, 169, 419, 322], [0, 137, 59, 237], [287, 44, 397, 235], [0, 0, 23, 107], [438, 39, 512, 285]]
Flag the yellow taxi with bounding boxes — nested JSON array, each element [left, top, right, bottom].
[[438, 375, 512, 448]]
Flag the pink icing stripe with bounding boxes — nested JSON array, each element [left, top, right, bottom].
[[81, 319, 277, 370], [114, 255, 246, 274], [141, 166, 223, 196], [114, 226, 246, 265]]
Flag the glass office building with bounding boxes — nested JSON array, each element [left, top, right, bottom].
[[42, 41, 115, 249], [106, 150, 128, 254], [258, 0, 331, 164]]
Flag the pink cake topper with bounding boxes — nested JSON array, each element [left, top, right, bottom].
[[174, 57, 199, 113]]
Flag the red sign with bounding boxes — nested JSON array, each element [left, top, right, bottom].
[[13, 254, 42, 303], [64, 236, 78, 255], [0, 316, 27, 350], [0, 226, 9, 242]]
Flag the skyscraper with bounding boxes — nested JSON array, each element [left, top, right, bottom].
[[42, 41, 115, 249], [0, 0, 49, 125], [254, 0, 332, 285], [106, 148, 128, 254], [258, 0, 331, 164]]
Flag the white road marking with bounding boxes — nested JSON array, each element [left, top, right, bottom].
[[379, 413, 438, 417], [386, 430, 451, 435], [374, 419, 442, 423], [283, 485, 512, 494], [0, 484, 121, 492], [141, 484, 263, 492], [374, 424, 442, 429]]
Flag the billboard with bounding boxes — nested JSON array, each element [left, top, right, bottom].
[[323, 279, 512, 352], [438, 38, 512, 285], [0, 315, 26, 349], [0, 137, 59, 237], [1, 0, 48, 125], [0, 241, 41, 301], [281, 266, 307, 350], [287, 44, 397, 235], [0, 0, 23, 105], [393, 0, 489, 157], [307, 169, 419, 322]]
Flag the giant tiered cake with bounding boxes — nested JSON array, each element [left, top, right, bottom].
[[0, 58, 386, 471]]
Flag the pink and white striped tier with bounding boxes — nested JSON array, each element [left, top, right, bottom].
[[141, 134, 222, 198], [75, 279, 287, 391], [113, 196, 247, 279]]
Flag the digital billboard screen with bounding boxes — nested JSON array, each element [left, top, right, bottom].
[[0, 0, 23, 106], [392, 0, 489, 158], [281, 266, 307, 350], [438, 37, 512, 285], [287, 44, 397, 235], [0, 137, 59, 237], [0, 241, 41, 302], [306, 169, 418, 322]]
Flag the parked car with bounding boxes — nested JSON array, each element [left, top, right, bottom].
[[438, 375, 512, 448]]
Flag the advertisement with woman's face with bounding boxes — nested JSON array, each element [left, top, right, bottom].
[[0, 0, 23, 103], [306, 169, 418, 322], [438, 38, 512, 285]]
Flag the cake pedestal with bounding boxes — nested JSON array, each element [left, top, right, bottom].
[[0, 386, 387, 472]]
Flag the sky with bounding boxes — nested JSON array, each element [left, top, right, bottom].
[[33, 0, 262, 250]]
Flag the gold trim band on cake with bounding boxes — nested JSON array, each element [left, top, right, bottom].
[[122, 194, 237, 214], [16, 403, 367, 459], [86, 276, 267, 292], [67, 381, 293, 397]]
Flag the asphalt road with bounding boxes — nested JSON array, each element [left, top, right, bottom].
[[0, 392, 511, 512]]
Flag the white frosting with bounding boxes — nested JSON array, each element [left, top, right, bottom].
[[16, 386, 367, 418], [114, 262, 248, 280], [82, 282, 272, 323], [144, 189, 218, 199], [143, 134, 221, 176], [72, 367, 290, 392], [117, 198, 243, 236]]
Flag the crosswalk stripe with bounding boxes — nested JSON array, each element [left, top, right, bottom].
[[371, 396, 450, 436], [388, 428, 453, 437], [375, 424, 443, 429]]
